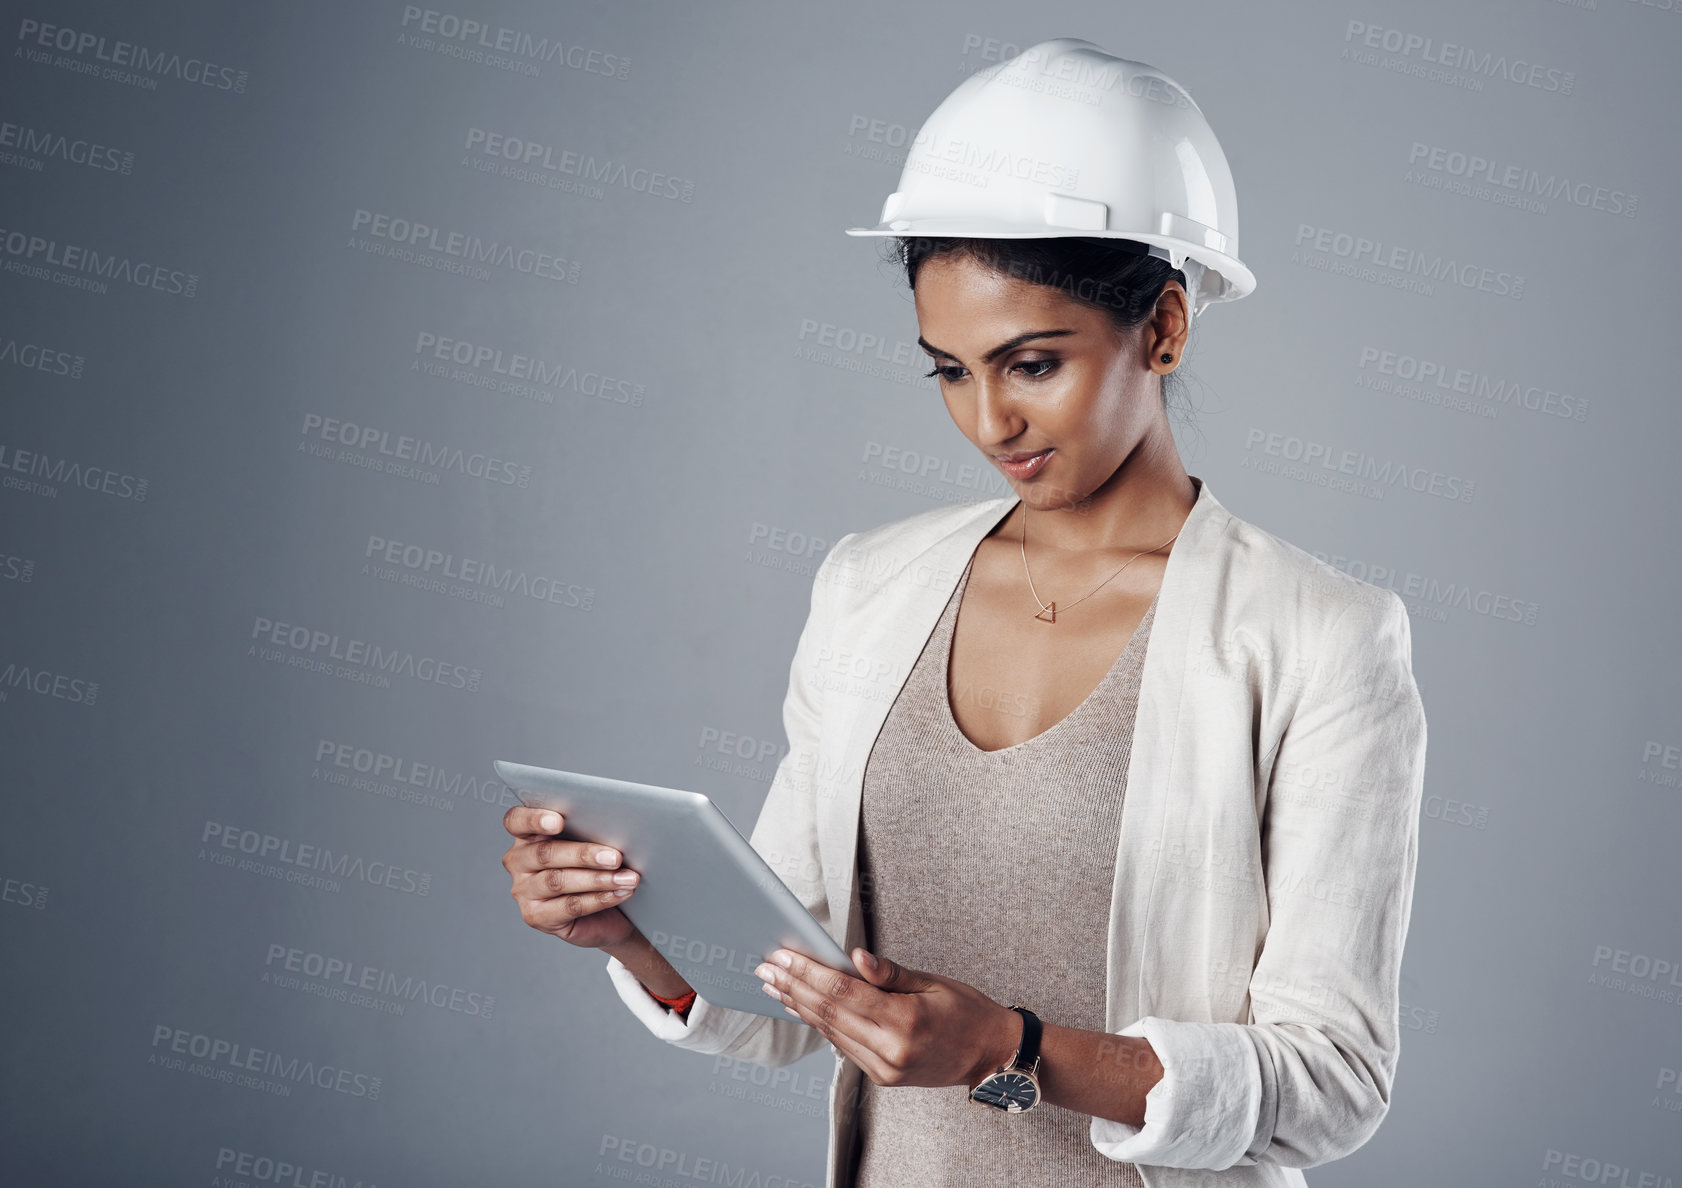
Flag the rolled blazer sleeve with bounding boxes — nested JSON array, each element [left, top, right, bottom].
[[603, 533, 859, 1069], [1091, 590, 1428, 1169]]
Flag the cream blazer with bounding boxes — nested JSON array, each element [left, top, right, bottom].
[[604, 475, 1428, 1188]]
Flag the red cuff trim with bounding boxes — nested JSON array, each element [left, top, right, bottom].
[[647, 986, 697, 1017]]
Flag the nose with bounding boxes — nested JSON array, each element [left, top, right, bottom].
[[971, 374, 1022, 448]]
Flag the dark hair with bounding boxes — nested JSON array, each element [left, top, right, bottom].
[[891, 236, 1195, 423]]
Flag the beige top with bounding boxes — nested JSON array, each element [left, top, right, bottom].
[[851, 555, 1157, 1187]]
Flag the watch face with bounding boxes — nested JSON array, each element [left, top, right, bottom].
[[971, 1071, 1039, 1112]]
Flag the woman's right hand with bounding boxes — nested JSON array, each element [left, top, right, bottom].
[[502, 806, 641, 949]]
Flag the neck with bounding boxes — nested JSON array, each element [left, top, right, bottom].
[[1010, 435, 1197, 557]]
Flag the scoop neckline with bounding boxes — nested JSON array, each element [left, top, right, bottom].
[[939, 555, 1159, 758]]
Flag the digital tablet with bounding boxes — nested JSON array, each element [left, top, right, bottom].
[[493, 760, 862, 1020]]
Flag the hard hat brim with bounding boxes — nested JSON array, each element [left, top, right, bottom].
[[843, 222, 1257, 305]]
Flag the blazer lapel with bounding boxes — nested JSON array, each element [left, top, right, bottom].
[[1102, 476, 1234, 1029], [815, 494, 1017, 949]]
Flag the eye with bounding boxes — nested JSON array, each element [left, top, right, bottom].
[[923, 359, 1058, 382]]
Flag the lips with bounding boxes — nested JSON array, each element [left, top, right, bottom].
[[995, 448, 1053, 479]]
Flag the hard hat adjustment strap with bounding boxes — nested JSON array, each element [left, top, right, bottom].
[[1156, 212, 1230, 257]]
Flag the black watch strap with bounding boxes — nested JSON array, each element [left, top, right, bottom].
[[1006, 1005, 1041, 1071]]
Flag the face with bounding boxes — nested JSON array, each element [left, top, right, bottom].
[[912, 251, 1183, 510]]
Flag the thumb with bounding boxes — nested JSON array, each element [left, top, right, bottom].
[[854, 947, 923, 991]]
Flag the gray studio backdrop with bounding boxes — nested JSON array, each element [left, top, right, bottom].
[[2, 1, 1679, 1185]]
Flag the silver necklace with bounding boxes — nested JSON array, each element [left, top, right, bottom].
[[1019, 503, 1180, 623]]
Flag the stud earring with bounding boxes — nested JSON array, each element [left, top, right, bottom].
[[1160, 352, 1173, 363]]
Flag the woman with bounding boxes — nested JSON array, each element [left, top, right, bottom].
[[502, 39, 1427, 1188]]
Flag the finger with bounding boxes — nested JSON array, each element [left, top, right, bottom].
[[517, 864, 639, 901], [762, 950, 887, 1043], [776, 988, 888, 1083], [520, 887, 633, 930], [503, 805, 564, 838], [854, 948, 925, 993], [506, 836, 624, 877]]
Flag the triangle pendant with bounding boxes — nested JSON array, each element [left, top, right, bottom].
[[1033, 601, 1057, 623]]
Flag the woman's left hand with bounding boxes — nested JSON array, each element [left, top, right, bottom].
[[756, 947, 1019, 1089]]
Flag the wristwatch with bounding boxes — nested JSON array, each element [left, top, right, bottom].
[[967, 1005, 1042, 1113]]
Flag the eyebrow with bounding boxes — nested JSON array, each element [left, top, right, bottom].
[[918, 328, 1077, 366]]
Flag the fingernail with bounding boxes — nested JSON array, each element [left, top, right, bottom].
[[596, 848, 619, 866], [612, 870, 638, 885], [539, 813, 560, 832], [772, 951, 792, 968], [863, 951, 879, 971]]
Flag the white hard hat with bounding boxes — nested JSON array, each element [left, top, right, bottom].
[[845, 38, 1255, 317]]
